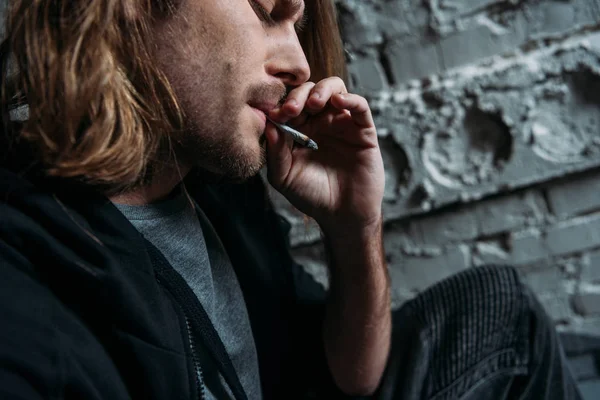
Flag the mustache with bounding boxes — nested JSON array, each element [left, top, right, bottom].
[[246, 82, 288, 107]]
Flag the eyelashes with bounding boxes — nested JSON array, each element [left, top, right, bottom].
[[250, 0, 277, 27], [250, 0, 307, 33], [295, 12, 307, 33]]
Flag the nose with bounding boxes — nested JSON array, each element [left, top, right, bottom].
[[265, 30, 311, 87]]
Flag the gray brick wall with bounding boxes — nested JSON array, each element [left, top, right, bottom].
[[272, 0, 600, 335]]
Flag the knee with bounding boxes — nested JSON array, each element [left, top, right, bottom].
[[399, 265, 532, 370], [406, 265, 530, 329]]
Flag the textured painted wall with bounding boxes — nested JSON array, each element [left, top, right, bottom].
[[271, 0, 600, 336]]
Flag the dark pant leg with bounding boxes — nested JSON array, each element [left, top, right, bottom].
[[374, 265, 581, 400]]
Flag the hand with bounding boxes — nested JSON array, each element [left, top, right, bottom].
[[265, 77, 385, 236]]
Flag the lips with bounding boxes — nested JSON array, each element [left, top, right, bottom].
[[248, 101, 279, 116], [250, 106, 267, 125], [248, 101, 279, 130]]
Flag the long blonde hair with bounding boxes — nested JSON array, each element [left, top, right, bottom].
[[0, 0, 347, 194]]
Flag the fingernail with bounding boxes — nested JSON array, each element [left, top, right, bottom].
[[311, 92, 321, 100], [286, 99, 297, 107]]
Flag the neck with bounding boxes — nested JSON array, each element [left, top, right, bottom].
[[110, 164, 192, 205]]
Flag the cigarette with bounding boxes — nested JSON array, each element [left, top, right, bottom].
[[266, 116, 318, 150]]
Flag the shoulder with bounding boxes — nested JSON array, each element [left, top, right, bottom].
[[0, 246, 130, 399], [0, 240, 64, 398]]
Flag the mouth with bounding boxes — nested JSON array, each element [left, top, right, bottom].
[[250, 106, 267, 127], [248, 101, 279, 122]]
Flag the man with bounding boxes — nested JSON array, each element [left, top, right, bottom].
[[0, 0, 582, 399]]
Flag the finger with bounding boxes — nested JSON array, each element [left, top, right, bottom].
[[271, 82, 316, 121], [306, 76, 347, 112], [286, 111, 310, 127], [330, 93, 374, 128], [265, 122, 293, 188]]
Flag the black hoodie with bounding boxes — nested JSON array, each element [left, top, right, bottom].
[[0, 166, 343, 399]]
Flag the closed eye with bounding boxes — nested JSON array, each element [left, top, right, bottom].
[[250, 0, 277, 27], [294, 12, 308, 33], [250, 0, 307, 33]]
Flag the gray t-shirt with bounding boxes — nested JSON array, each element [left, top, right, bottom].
[[114, 187, 262, 399]]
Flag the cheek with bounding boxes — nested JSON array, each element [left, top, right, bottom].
[[224, 24, 268, 69]]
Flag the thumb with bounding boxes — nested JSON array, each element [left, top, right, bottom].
[[265, 122, 293, 188]]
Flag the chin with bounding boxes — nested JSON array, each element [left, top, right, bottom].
[[233, 142, 267, 180], [198, 137, 266, 183], [181, 114, 267, 182]]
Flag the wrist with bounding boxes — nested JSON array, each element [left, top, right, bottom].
[[321, 214, 386, 278], [320, 213, 383, 247]]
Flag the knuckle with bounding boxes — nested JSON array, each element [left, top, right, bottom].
[[355, 95, 368, 106], [331, 76, 347, 90], [288, 82, 314, 97], [315, 76, 342, 90], [325, 75, 343, 84], [301, 82, 316, 92]]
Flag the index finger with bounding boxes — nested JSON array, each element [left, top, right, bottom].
[[305, 76, 347, 111], [330, 93, 374, 128]]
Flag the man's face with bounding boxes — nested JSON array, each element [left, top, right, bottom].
[[152, 0, 310, 180]]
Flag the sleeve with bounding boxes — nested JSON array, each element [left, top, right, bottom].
[[276, 215, 368, 399], [0, 239, 61, 399]]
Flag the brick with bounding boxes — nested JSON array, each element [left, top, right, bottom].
[[380, 137, 412, 203], [510, 228, 547, 265], [438, 21, 522, 71], [546, 216, 600, 258], [546, 171, 600, 218], [408, 190, 545, 247], [578, 380, 600, 400], [521, 267, 565, 295], [527, 1, 576, 39], [593, 0, 600, 22], [583, 250, 600, 283], [390, 288, 415, 311], [560, 331, 600, 356], [562, 315, 600, 337], [586, 31, 600, 53], [573, 0, 600, 29], [290, 244, 329, 289], [390, 245, 470, 292], [525, 0, 600, 40], [473, 239, 511, 266], [348, 56, 388, 92], [336, 2, 383, 50], [520, 267, 575, 322], [538, 294, 576, 323], [409, 208, 478, 246], [378, 4, 415, 39], [288, 219, 321, 247], [474, 191, 546, 237], [267, 186, 322, 247], [573, 287, 600, 315], [510, 215, 600, 265], [567, 354, 600, 381], [383, 223, 414, 257], [385, 39, 442, 84]]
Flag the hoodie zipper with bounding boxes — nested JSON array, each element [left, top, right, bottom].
[[185, 316, 206, 400]]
